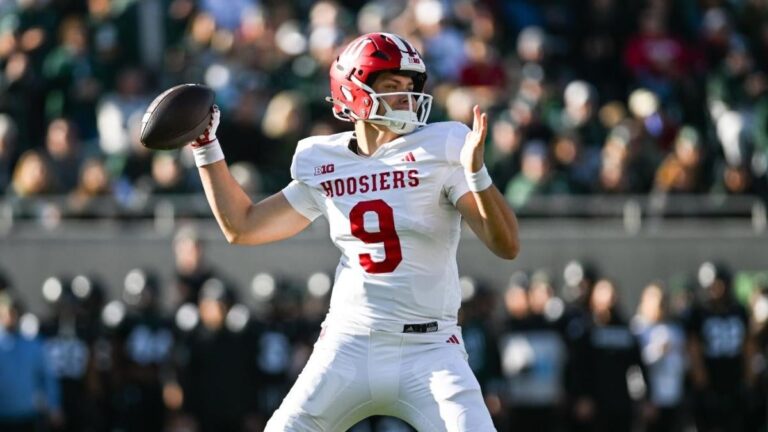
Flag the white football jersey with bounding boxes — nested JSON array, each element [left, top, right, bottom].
[[281, 121, 472, 331]]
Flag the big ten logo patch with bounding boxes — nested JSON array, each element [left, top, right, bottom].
[[314, 164, 335, 176]]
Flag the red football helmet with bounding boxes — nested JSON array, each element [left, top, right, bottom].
[[328, 32, 432, 134]]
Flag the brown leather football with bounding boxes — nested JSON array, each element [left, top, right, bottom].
[[140, 84, 215, 150]]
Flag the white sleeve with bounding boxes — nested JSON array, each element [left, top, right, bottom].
[[443, 122, 472, 205], [282, 138, 323, 221], [443, 167, 471, 205], [282, 180, 323, 221]]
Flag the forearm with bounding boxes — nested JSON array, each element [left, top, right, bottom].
[[459, 106, 519, 258], [190, 106, 310, 245], [471, 185, 519, 259], [198, 160, 254, 243]]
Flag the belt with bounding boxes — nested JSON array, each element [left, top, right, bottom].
[[402, 321, 438, 333]]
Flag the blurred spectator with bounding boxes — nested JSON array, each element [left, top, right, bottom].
[[596, 121, 659, 194], [250, 276, 312, 419], [560, 259, 599, 311], [570, 278, 649, 432], [458, 36, 507, 103], [627, 88, 678, 153], [67, 156, 119, 217], [4, 0, 57, 68], [0, 291, 63, 431], [597, 138, 630, 194], [624, 8, 698, 103], [42, 16, 100, 139], [555, 81, 606, 148], [460, 279, 502, 387], [683, 261, 754, 432], [259, 90, 309, 178], [457, 279, 503, 427], [504, 140, 570, 209], [299, 272, 331, 363], [215, 89, 270, 164], [710, 159, 768, 197], [707, 36, 766, 115], [229, 161, 263, 196], [44, 117, 83, 192], [96, 67, 152, 157], [488, 112, 523, 190], [135, 152, 196, 195], [700, 8, 736, 69], [516, 26, 550, 73], [110, 120, 154, 195], [508, 96, 553, 151], [441, 86, 478, 124], [39, 275, 110, 432], [85, 0, 164, 83], [1, 49, 47, 152], [86, 0, 124, 86], [172, 225, 219, 307], [176, 279, 261, 432], [110, 268, 174, 432], [412, 0, 466, 83], [631, 282, 686, 432], [9, 149, 57, 197], [557, 259, 599, 431], [498, 272, 566, 432], [551, 133, 601, 194], [653, 126, 707, 194]]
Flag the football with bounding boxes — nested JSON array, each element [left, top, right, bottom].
[[140, 83, 215, 150]]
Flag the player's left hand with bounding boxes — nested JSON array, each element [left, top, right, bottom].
[[460, 105, 488, 173]]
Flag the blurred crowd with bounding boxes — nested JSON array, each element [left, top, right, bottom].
[[1, 0, 768, 222], [0, 225, 767, 432]]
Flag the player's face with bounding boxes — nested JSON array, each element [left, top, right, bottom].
[[371, 72, 415, 113]]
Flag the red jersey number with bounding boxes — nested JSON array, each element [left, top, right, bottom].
[[349, 199, 402, 273]]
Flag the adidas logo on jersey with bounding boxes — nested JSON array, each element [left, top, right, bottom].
[[401, 152, 416, 162], [446, 335, 460, 344]]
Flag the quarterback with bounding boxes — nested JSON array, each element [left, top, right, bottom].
[[191, 32, 519, 431]]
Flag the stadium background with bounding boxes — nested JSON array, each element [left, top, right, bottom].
[[0, 0, 767, 431]]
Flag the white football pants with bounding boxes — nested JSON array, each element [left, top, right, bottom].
[[264, 323, 496, 431]]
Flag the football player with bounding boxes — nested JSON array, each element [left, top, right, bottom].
[[190, 32, 519, 431]]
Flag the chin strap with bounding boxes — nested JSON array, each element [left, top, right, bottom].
[[381, 110, 419, 134]]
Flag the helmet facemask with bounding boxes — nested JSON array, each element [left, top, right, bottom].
[[362, 86, 433, 135], [329, 84, 433, 135]]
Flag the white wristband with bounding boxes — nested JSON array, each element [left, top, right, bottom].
[[192, 139, 225, 167], [465, 165, 493, 192]]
